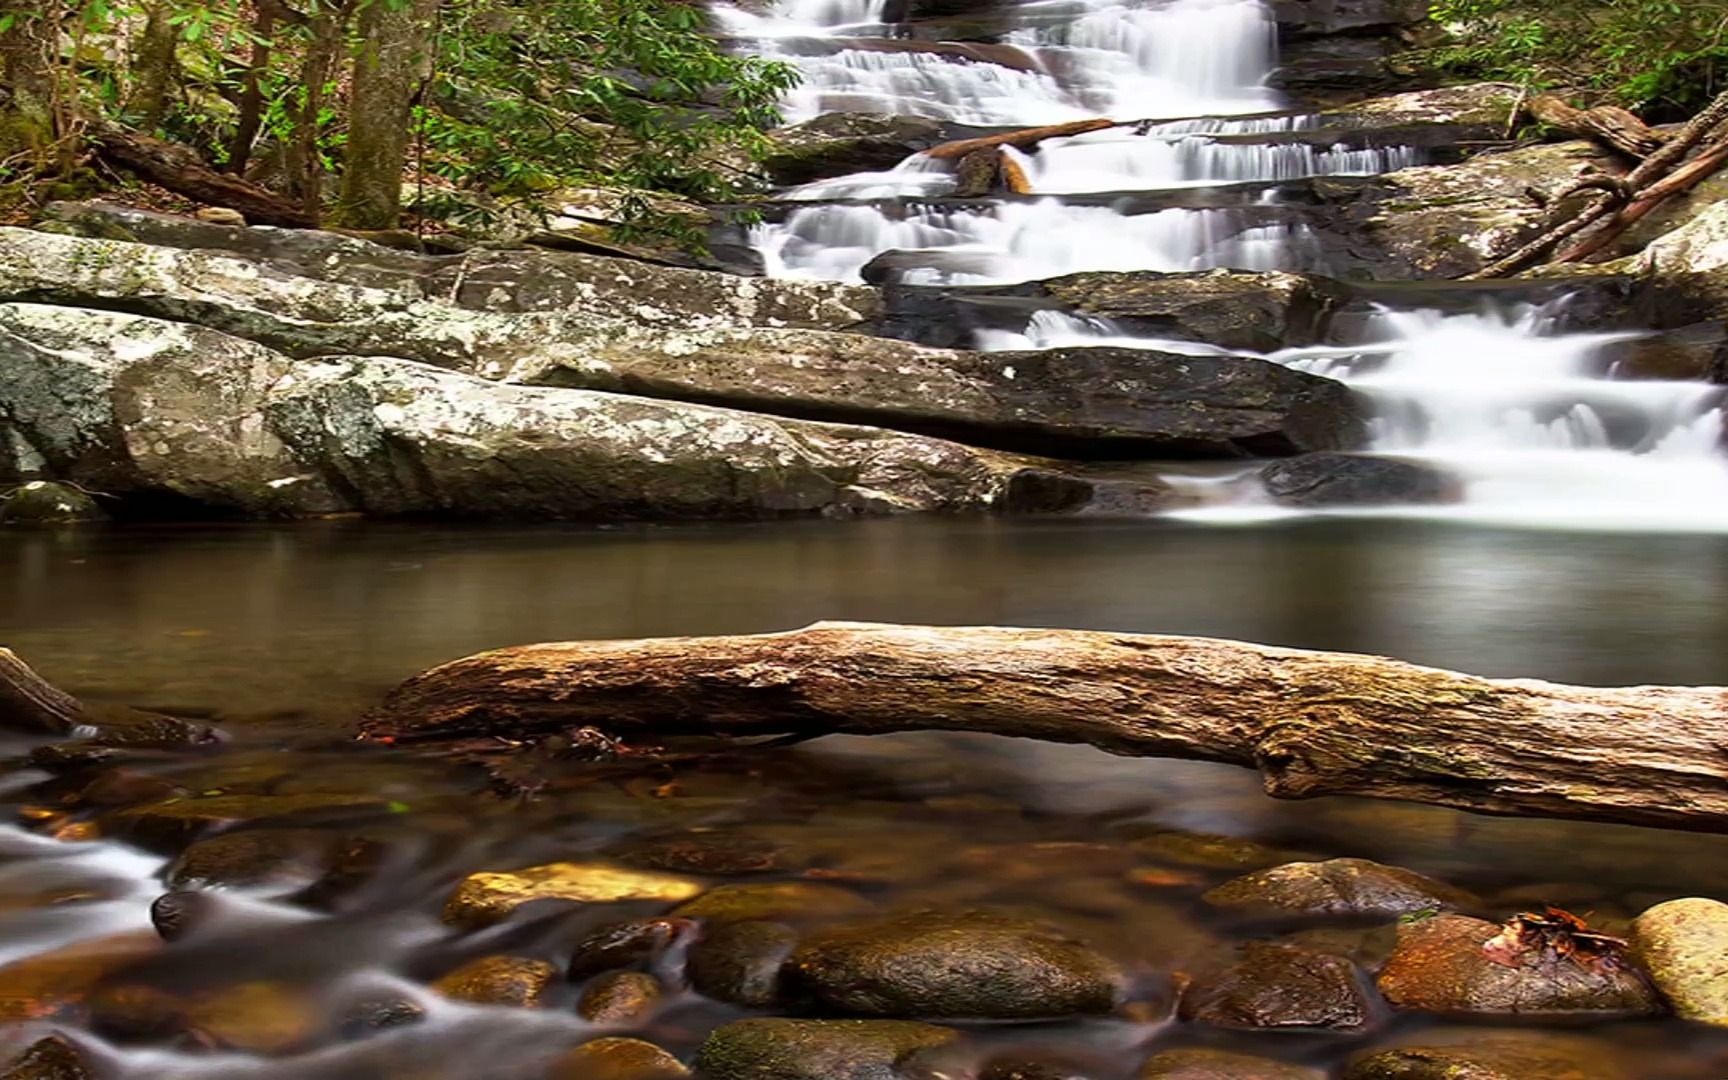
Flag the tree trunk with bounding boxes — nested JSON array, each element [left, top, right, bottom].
[[925, 118, 1117, 161], [1556, 135, 1728, 262], [332, 0, 440, 229], [0, 648, 86, 735], [227, 0, 280, 175], [127, 2, 179, 131], [0, 2, 61, 164], [362, 622, 1728, 833], [1528, 95, 1665, 158], [286, 0, 357, 221], [89, 122, 318, 226]]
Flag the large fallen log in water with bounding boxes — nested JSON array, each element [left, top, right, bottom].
[[363, 622, 1728, 832]]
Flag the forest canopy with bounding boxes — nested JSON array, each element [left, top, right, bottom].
[[0, 0, 797, 236]]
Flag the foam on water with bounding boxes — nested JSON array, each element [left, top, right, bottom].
[[990, 305, 1728, 531]]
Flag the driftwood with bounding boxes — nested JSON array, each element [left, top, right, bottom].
[[1471, 89, 1728, 278], [1528, 95, 1665, 158], [926, 118, 1116, 161], [89, 123, 319, 229], [362, 622, 1728, 833], [0, 649, 87, 735], [1556, 136, 1728, 262]]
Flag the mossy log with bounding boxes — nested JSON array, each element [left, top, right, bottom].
[[363, 622, 1728, 832]]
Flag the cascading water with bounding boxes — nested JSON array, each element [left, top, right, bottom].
[[988, 303, 1728, 530]]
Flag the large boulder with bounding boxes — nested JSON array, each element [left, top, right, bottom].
[[0, 224, 879, 371], [1203, 859, 1477, 920], [0, 304, 341, 517], [265, 355, 1045, 520], [1033, 269, 1338, 354], [784, 911, 1124, 1020], [1376, 914, 1661, 1019], [517, 333, 1367, 459], [1633, 897, 1728, 1025], [763, 114, 946, 186], [1271, 0, 1428, 39], [1259, 453, 1461, 507]]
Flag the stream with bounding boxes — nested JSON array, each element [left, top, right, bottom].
[[3, 0, 1728, 1076]]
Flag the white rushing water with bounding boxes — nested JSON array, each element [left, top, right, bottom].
[[727, 0, 1728, 528], [989, 304, 1728, 531]]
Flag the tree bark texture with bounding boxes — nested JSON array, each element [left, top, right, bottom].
[[0, 2, 61, 157], [362, 622, 1728, 833], [0, 648, 86, 735], [127, 2, 179, 130], [1528, 95, 1665, 158], [333, 0, 440, 229], [89, 122, 318, 227], [287, 0, 357, 220]]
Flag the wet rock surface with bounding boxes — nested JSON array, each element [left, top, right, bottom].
[[687, 919, 801, 1007], [431, 955, 555, 1006], [1376, 913, 1661, 1019], [1181, 941, 1376, 1030], [1343, 1031, 1629, 1080], [0, 1035, 95, 1080], [1139, 1047, 1327, 1079], [1203, 858, 1477, 920], [785, 910, 1123, 1019], [549, 1037, 691, 1079], [443, 862, 703, 928], [1260, 453, 1461, 507], [696, 1018, 961, 1080], [763, 114, 946, 185], [0, 482, 106, 525]]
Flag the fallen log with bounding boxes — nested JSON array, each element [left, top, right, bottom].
[[1556, 135, 1728, 262], [89, 122, 319, 229], [0, 649, 88, 735], [362, 622, 1728, 833], [1528, 95, 1665, 158], [925, 118, 1116, 161]]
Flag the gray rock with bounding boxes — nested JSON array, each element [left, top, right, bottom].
[[1259, 453, 1461, 507], [1271, 0, 1428, 38], [785, 911, 1123, 1020], [1633, 897, 1728, 1025], [1181, 941, 1375, 1030], [261, 356, 1035, 521], [0, 480, 105, 524], [519, 334, 1367, 459], [1037, 269, 1337, 354], [1000, 466, 1178, 516], [1203, 858, 1477, 920], [763, 114, 946, 186], [0, 304, 341, 517], [1376, 913, 1661, 1019], [696, 1018, 960, 1080]]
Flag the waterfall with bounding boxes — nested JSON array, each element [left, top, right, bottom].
[[988, 305, 1728, 531]]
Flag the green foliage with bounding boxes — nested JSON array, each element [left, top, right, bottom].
[[1425, 0, 1728, 115]]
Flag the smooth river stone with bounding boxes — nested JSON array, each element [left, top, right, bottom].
[[441, 862, 702, 929], [1634, 896, 1728, 1025], [1203, 858, 1476, 920]]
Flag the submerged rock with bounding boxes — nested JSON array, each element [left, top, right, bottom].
[[672, 881, 873, 925], [549, 1038, 690, 1080], [432, 955, 555, 1007], [1343, 1031, 1628, 1080], [1139, 1047, 1326, 1080], [0, 481, 104, 525], [165, 828, 361, 892], [687, 919, 801, 1007], [1633, 897, 1728, 1025], [442, 862, 702, 929], [1376, 913, 1660, 1019], [785, 910, 1123, 1020], [568, 918, 693, 983], [696, 1018, 960, 1080], [1181, 941, 1376, 1030], [100, 793, 385, 852], [1203, 858, 1476, 920], [609, 830, 788, 876], [1259, 453, 1461, 507]]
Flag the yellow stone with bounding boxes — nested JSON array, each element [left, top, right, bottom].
[[442, 862, 703, 929]]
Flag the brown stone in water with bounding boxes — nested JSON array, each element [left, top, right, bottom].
[[671, 881, 873, 925], [99, 793, 385, 852], [610, 830, 787, 875], [0, 1034, 95, 1080], [687, 919, 800, 1008], [443, 862, 703, 929], [1376, 914, 1660, 1019], [568, 917, 692, 983], [548, 1037, 690, 1080], [1204, 858, 1477, 920], [1181, 941, 1375, 1030], [0, 932, 158, 1020], [432, 955, 555, 1007], [577, 970, 664, 1023], [1139, 1048, 1326, 1080], [1343, 1030, 1629, 1080], [182, 980, 318, 1053]]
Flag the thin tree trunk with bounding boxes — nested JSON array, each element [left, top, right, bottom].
[[363, 622, 1728, 833], [0, 2, 62, 167], [127, 2, 179, 131], [227, 0, 280, 175], [286, 0, 356, 222], [1557, 135, 1728, 262], [332, 0, 439, 229]]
